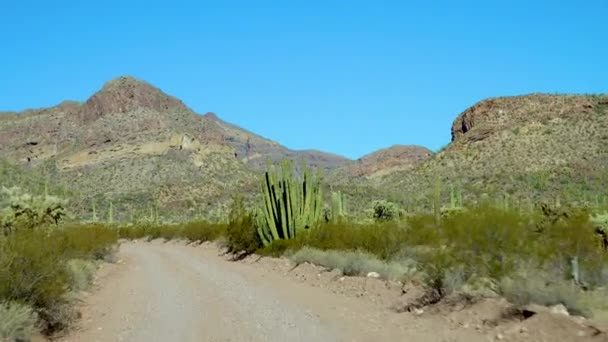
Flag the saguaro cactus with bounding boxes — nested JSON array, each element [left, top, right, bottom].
[[257, 160, 323, 246]]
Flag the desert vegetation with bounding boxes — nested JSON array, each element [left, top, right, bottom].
[[115, 160, 608, 320], [0, 186, 118, 340], [2, 89, 608, 340], [3, 155, 608, 340]]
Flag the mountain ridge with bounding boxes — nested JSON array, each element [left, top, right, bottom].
[[3, 76, 606, 220], [0, 76, 385, 220]]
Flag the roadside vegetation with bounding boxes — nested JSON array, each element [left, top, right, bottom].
[[0, 187, 118, 341], [117, 161, 608, 320], [3, 158, 608, 340]]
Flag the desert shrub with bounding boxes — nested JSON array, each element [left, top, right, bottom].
[[293, 221, 409, 260], [224, 196, 262, 256], [499, 276, 590, 316], [0, 229, 72, 332], [0, 186, 67, 234], [439, 204, 535, 280], [591, 213, 608, 233], [65, 259, 97, 292], [290, 247, 418, 281], [118, 223, 168, 241], [538, 211, 608, 287], [370, 200, 400, 222], [259, 238, 298, 257], [403, 204, 607, 297], [0, 225, 118, 334], [117, 224, 147, 240], [59, 224, 119, 261], [118, 221, 226, 243], [0, 301, 38, 341], [180, 221, 225, 242]]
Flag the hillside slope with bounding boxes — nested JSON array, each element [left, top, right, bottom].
[[331, 145, 433, 181], [3, 80, 607, 220], [0, 76, 349, 220], [379, 94, 608, 208]]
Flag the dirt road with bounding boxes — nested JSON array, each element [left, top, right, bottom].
[[63, 241, 605, 342]]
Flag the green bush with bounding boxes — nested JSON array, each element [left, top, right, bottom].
[[0, 225, 118, 334], [59, 224, 119, 261], [224, 196, 262, 256], [291, 221, 408, 260], [0, 229, 72, 332], [440, 204, 534, 280], [181, 221, 225, 242], [370, 200, 400, 222], [0, 186, 67, 234], [402, 205, 607, 298], [0, 301, 38, 342]]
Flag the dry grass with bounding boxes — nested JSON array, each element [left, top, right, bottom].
[[289, 247, 418, 281], [0, 301, 38, 341]]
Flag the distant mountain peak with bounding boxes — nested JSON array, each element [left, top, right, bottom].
[[77, 76, 189, 123]]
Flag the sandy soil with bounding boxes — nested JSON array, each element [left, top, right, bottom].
[[58, 240, 608, 342]]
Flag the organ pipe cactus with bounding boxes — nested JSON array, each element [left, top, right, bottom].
[[331, 191, 346, 222], [257, 160, 323, 246]]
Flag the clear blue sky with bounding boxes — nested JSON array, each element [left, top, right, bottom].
[[1, 1, 607, 159]]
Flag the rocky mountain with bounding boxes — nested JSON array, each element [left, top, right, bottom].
[[0, 76, 351, 220], [378, 94, 608, 208], [2, 77, 607, 220]]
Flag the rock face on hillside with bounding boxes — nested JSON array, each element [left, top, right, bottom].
[[451, 94, 603, 143], [381, 93, 608, 207]]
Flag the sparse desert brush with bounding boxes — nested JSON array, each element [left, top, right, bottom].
[[499, 276, 590, 316], [290, 247, 418, 281], [65, 259, 97, 292], [0, 301, 38, 341]]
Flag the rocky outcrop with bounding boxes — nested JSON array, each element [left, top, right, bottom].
[[451, 94, 606, 143], [77, 76, 189, 123]]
